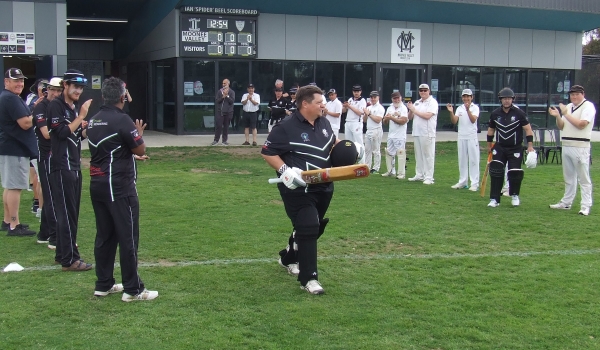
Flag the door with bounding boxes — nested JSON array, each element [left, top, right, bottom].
[[378, 65, 425, 105]]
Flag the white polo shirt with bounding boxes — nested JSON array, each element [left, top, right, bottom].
[[411, 96, 438, 137], [345, 98, 366, 122], [386, 104, 408, 140], [455, 103, 479, 139], [241, 93, 260, 112], [325, 98, 343, 130], [366, 103, 385, 130]]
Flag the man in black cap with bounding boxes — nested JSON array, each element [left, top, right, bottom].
[[343, 85, 366, 148], [47, 69, 93, 270], [268, 87, 288, 132], [0, 68, 38, 236], [241, 83, 260, 146]]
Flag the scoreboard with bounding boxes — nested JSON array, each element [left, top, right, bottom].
[[180, 14, 256, 58]]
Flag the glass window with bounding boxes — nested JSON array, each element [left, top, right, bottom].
[[219, 61, 250, 131], [454, 67, 480, 105], [505, 69, 527, 107], [182, 60, 215, 132], [345, 63, 373, 102], [431, 65, 454, 130], [284, 61, 315, 90], [251, 60, 283, 103], [527, 70, 549, 128], [315, 62, 344, 96], [154, 59, 176, 133], [548, 70, 572, 129], [479, 68, 505, 127]]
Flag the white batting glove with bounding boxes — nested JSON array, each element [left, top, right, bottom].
[[280, 167, 306, 189], [525, 151, 537, 168]]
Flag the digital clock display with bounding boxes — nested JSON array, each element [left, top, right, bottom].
[[207, 19, 228, 29]]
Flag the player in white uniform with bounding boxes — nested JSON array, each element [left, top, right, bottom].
[[447, 88, 480, 191], [324, 89, 343, 138], [407, 84, 438, 185], [382, 91, 409, 179], [343, 85, 366, 149], [548, 84, 596, 216], [362, 91, 385, 173]]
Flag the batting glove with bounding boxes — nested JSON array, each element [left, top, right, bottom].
[[281, 167, 306, 190], [525, 151, 537, 168]]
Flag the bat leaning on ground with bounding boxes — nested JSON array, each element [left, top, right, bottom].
[[480, 151, 493, 197], [268, 164, 370, 185]]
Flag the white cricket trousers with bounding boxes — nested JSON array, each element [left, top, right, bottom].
[[560, 146, 592, 209], [344, 121, 364, 147], [457, 138, 480, 187], [413, 136, 436, 182], [364, 128, 383, 171]]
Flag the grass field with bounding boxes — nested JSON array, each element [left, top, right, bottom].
[[1, 142, 599, 349]]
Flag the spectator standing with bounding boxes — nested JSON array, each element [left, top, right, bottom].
[[212, 78, 235, 146], [407, 84, 438, 185], [241, 83, 260, 146], [324, 89, 343, 138]]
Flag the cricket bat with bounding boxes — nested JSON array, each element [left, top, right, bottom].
[[480, 151, 493, 197], [268, 164, 370, 184]]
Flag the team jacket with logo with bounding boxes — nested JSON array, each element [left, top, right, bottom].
[[86, 105, 144, 202], [488, 105, 529, 147], [47, 95, 85, 172], [32, 98, 52, 160], [268, 97, 288, 122]]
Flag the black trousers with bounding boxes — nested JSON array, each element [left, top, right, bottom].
[[279, 189, 332, 286], [92, 196, 145, 295], [37, 158, 57, 243], [214, 113, 232, 143], [490, 144, 524, 201], [50, 169, 82, 266]]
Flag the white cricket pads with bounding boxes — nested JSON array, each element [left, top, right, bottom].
[[281, 167, 306, 190], [525, 151, 537, 168]]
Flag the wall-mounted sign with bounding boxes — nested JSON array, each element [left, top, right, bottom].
[[180, 6, 259, 16], [391, 28, 420, 64], [180, 14, 256, 58], [91, 75, 101, 89], [0, 32, 35, 55]]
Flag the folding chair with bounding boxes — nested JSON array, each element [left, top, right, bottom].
[[544, 129, 561, 164]]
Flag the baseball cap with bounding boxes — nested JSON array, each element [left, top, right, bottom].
[[370, 91, 379, 97], [391, 91, 401, 98], [289, 87, 297, 94], [568, 85, 584, 94], [462, 88, 473, 96], [352, 84, 362, 91], [418, 84, 430, 90], [47, 77, 63, 89], [63, 69, 88, 86], [328, 88, 337, 95], [247, 83, 254, 88], [29, 78, 49, 93], [5, 68, 26, 79], [309, 82, 318, 87]]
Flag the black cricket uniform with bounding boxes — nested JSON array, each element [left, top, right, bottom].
[[268, 97, 288, 126], [87, 105, 146, 295], [261, 111, 335, 286], [32, 99, 57, 244], [286, 99, 297, 114], [48, 94, 85, 267], [488, 105, 530, 201]]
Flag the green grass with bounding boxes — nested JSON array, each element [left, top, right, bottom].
[[1, 143, 599, 349]]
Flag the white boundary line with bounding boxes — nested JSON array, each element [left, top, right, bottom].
[[13, 248, 600, 272]]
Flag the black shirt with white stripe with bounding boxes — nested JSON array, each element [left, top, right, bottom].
[[32, 98, 51, 160], [48, 94, 85, 172], [86, 105, 144, 202], [488, 105, 529, 147]]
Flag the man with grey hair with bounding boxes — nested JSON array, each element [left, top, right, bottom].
[[87, 77, 158, 301], [213, 78, 235, 145]]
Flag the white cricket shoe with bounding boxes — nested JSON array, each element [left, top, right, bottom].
[[94, 283, 124, 297], [423, 180, 434, 185], [549, 202, 571, 210], [381, 172, 393, 177], [487, 199, 499, 208], [396, 175, 405, 180], [511, 195, 520, 207], [301, 280, 324, 295], [408, 176, 424, 182], [122, 289, 158, 302], [468, 186, 478, 192], [579, 207, 590, 216], [278, 258, 299, 276], [451, 183, 466, 189]]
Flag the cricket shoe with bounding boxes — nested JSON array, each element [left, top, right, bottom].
[[381, 171, 393, 177], [301, 280, 324, 295], [487, 199, 499, 208], [122, 289, 159, 302], [423, 180, 434, 185], [468, 186, 479, 192], [396, 175, 405, 180], [511, 195, 520, 207], [408, 176, 424, 182], [451, 183, 467, 189], [278, 258, 299, 276], [549, 202, 570, 210], [579, 207, 590, 216], [94, 283, 124, 297]]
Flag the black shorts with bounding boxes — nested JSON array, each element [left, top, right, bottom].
[[242, 111, 258, 129]]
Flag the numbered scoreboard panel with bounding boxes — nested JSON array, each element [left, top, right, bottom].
[[180, 14, 256, 58]]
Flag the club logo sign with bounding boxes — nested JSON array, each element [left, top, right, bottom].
[[236, 21, 245, 31], [391, 28, 420, 64]]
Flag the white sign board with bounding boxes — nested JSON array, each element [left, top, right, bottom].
[[184, 82, 194, 96], [0, 32, 35, 54], [391, 29, 420, 64]]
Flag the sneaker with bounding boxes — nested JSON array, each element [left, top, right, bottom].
[[36, 208, 42, 218], [408, 176, 424, 182], [278, 258, 299, 276], [6, 224, 36, 237], [301, 280, 324, 295], [579, 207, 590, 216], [31, 204, 39, 214], [381, 171, 393, 177], [62, 260, 93, 271], [370, 169, 378, 174], [222, 141, 229, 146], [549, 202, 571, 210], [94, 283, 124, 297], [48, 243, 56, 250], [122, 289, 159, 302], [242, 141, 250, 145], [468, 186, 479, 192], [1, 221, 29, 231], [36, 234, 49, 244], [423, 180, 434, 185], [252, 141, 258, 146], [451, 183, 466, 189], [487, 199, 499, 208], [511, 195, 520, 207], [396, 175, 405, 180], [210, 141, 219, 146]]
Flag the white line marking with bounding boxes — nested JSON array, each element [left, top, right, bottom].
[[17, 248, 600, 272]]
